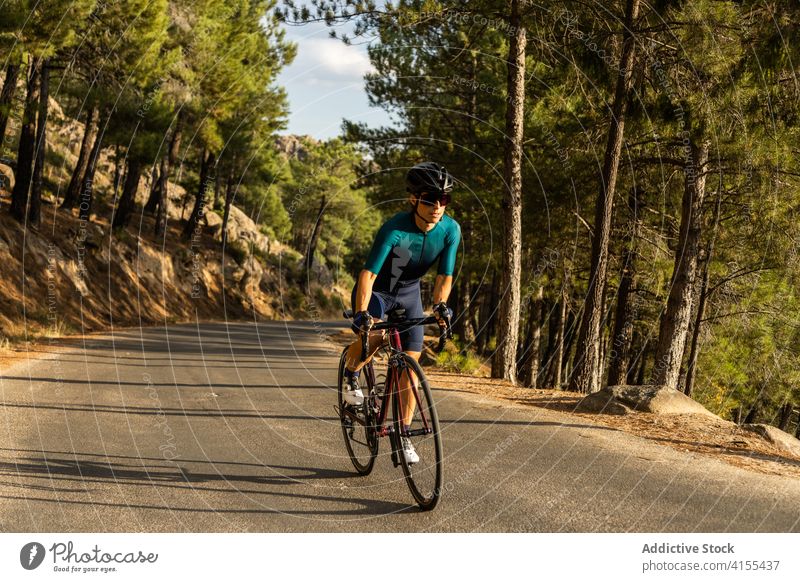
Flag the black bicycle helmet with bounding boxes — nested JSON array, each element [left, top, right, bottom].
[[405, 162, 454, 196]]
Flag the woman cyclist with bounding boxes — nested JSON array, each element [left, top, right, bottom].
[[342, 162, 461, 464]]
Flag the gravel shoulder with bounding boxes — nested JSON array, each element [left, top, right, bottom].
[[425, 371, 800, 480]]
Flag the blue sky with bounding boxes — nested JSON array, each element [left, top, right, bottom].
[[276, 17, 396, 140]]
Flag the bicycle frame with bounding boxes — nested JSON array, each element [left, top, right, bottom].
[[340, 325, 432, 440], [339, 311, 446, 509]]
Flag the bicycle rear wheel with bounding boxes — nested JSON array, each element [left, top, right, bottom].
[[338, 347, 378, 475], [391, 353, 443, 510]]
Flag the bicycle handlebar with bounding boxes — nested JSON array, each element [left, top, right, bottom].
[[355, 314, 452, 360]]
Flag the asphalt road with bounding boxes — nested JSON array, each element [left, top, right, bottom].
[[1, 321, 799, 532]]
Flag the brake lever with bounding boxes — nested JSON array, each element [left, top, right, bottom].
[[359, 321, 371, 362], [433, 314, 452, 353]]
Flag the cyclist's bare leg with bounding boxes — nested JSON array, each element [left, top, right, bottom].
[[399, 350, 421, 426], [344, 329, 386, 372]]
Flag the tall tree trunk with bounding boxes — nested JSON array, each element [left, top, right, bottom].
[[653, 141, 709, 387], [553, 289, 568, 389], [144, 165, 160, 214], [154, 120, 183, 236], [517, 296, 531, 384], [154, 169, 168, 236], [302, 193, 326, 293], [0, 63, 20, 146], [112, 145, 123, 199], [492, 0, 526, 383], [626, 331, 643, 384], [607, 189, 642, 385], [61, 107, 97, 209], [480, 269, 499, 355], [459, 54, 478, 348], [10, 56, 42, 221], [568, 0, 641, 393], [519, 287, 544, 387], [467, 279, 480, 344], [214, 171, 222, 210], [744, 388, 763, 424], [544, 294, 566, 389], [183, 150, 214, 240], [541, 298, 557, 381], [635, 338, 649, 385], [78, 109, 109, 222], [221, 163, 238, 249], [29, 58, 50, 227], [454, 276, 476, 343], [562, 306, 580, 380], [113, 157, 143, 229], [544, 288, 569, 389], [598, 278, 612, 388], [684, 187, 722, 396], [180, 174, 191, 220], [778, 402, 792, 431]]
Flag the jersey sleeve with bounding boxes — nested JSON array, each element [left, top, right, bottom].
[[363, 221, 397, 275], [437, 221, 461, 276]]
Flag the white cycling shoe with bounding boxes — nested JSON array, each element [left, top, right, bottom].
[[401, 437, 420, 464], [343, 376, 364, 406]]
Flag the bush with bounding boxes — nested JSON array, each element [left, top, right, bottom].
[[251, 244, 270, 266], [436, 347, 482, 374], [313, 286, 330, 312], [284, 285, 306, 314]]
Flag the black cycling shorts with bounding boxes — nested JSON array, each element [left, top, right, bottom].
[[350, 280, 425, 352]]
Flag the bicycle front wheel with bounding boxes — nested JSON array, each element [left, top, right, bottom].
[[338, 347, 378, 475], [391, 353, 443, 510]]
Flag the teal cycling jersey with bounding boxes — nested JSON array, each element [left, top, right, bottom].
[[363, 211, 461, 293]]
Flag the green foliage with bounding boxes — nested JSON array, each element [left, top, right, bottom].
[[280, 137, 378, 278], [436, 344, 482, 375], [0, 0, 96, 61]]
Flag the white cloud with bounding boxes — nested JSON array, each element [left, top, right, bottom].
[[277, 17, 393, 138], [291, 37, 375, 85]]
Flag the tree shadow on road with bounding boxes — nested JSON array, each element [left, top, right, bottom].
[[0, 401, 338, 420], [0, 453, 417, 518]]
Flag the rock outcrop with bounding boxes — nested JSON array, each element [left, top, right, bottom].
[[0, 161, 14, 192], [576, 384, 718, 417], [742, 424, 800, 457]]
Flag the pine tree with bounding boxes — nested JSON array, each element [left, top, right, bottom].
[[6, 0, 96, 221]]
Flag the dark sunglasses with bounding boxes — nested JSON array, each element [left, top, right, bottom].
[[418, 192, 451, 207]]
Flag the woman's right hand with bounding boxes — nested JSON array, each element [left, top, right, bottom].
[[353, 310, 373, 332]]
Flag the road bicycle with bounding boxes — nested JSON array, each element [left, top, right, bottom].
[[336, 307, 450, 511]]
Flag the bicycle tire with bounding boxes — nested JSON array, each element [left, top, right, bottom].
[[338, 347, 378, 475], [391, 353, 443, 510]]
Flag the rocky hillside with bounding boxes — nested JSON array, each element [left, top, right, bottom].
[[0, 104, 341, 346]]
